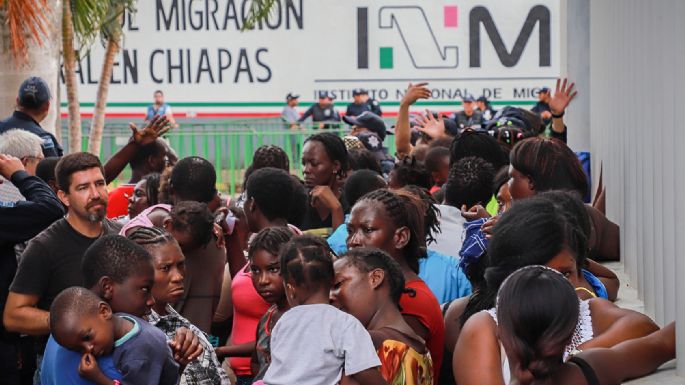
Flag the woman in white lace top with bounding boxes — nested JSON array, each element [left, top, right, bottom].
[[452, 196, 659, 385]]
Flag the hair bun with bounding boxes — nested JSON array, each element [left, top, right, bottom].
[[527, 356, 559, 380]]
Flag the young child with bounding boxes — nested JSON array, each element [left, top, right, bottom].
[[260, 235, 387, 385], [49, 287, 180, 385], [244, 227, 294, 382]]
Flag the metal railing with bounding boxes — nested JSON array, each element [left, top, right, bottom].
[[60, 119, 398, 195]]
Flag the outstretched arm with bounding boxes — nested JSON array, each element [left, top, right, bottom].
[[579, 322, 675, 385], [103, 115, 172, 184], [548, 77, 577, 134], [396, 83, 431, 158]]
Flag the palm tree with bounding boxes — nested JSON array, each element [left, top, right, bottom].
[[87, 0, 135, 155]]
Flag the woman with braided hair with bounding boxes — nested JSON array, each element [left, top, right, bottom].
[[127, 226, 230, 385], [346, 188, 445, 382], [331, 247, 433, 385]]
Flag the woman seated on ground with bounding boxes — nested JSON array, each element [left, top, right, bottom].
[[453, 194, 659, 385], [300, 133, 350, 233], [332, 247, 433, 385], [127, 227, 230, 385], [508, 136, 620, 262], [497, 266, 675, 385]]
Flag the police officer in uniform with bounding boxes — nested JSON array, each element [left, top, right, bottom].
[[0, 77, 63, 158], [361, 89, 382, 116], [346, 89, 372, 118], [298, 91, 341, 129]]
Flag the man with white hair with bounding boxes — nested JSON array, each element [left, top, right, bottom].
[[0, 129, 45, 202]]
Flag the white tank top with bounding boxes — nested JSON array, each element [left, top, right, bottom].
[[484, 299, 593, 382]]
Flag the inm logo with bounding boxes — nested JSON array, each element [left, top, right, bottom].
[[356, 4, 551, 70]]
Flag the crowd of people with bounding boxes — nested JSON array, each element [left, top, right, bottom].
[[0, 75, 676, 385]]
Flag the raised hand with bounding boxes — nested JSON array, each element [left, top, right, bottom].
[[401, 82, 431, 107], [416, 109, 447, 140], [549, 78, 578, 115], [129, 115, 172, 146]]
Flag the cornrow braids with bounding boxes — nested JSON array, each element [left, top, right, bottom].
[[339, 247, 408, 306], [252, 145, 290, 172], [304, 133, 350, 178], [357, 189, 427, 273], [127, 226, 175, 247], [142, 173, 161, 207], [279, 235, 335, 291], [248, 227, 294, 260], [397, 186, 441, 246]]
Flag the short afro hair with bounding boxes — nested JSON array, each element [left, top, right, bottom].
[[81, 235, 152, 288], [49, 287, 106, 342], [130, 139, 166, 170], [444, 156, 495, 208], [390, 157, 431, 190], [170, 156, 217, 203], [55, 152, 104, 192], [343, 169, 387, 207], [424, 146, 450, 173], [246, 167, 294, 221]]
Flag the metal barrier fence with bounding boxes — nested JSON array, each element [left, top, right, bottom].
[[60, 118, 398, 195]]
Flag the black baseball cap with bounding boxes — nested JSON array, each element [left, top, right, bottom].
[[286, 93, 299, 101], [539, 87, 550, 94], [477, 96, 488, 103], [343, 111, 387, 140], [18, 77, 51, 109], [352, 88, 363, 96], [462, 95, 475, 103]]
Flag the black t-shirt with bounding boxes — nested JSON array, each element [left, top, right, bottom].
[[9, 218, 122, 311], [0, 111, 63, 157], [301, 193, 350, 232]]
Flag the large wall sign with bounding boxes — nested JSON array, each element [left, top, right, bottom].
[[61, 0, 562, 118]]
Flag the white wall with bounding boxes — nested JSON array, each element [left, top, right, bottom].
[[589, 0, 684, 375]]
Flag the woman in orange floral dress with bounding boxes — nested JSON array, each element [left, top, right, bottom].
[[332, 248, 433, 385]]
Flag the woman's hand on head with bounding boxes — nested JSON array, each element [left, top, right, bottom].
[[170, 327, 203, 366]]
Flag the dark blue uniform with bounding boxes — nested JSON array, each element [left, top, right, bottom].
[[0, 112, 63, 157], [345, 102, 371, 117]]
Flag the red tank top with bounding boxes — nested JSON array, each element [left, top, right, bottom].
[[229, 265, 270, 375]]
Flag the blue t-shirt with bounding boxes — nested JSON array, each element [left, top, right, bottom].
[[328, 218, 472, 304], [582, 269, 609, 300], [41, 335, 122, 385], [146, 104, 171, 121], [113, 314, 180, 385]]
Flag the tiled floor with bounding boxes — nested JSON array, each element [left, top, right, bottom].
[[604, 262, 684, 384]]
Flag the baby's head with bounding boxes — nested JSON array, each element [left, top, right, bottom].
[[82, 235, 155, 317], [50, 287, 116, 357], [279, 235, 335, 306]]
